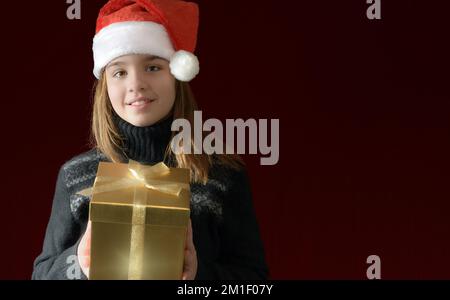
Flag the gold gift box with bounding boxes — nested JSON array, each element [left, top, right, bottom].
[[86, 161, 190, 280]]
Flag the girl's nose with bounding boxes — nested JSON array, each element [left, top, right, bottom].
[[128, 85, 145, 92], [128, 72, 150, 93]]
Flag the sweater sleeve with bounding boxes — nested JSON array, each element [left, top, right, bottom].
[[32, 166, 88, 280], [195, 168, 269, 280]]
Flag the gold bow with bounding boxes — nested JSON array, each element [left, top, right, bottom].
[[77, 160, 189, 280], [78, 160, 189, 198]]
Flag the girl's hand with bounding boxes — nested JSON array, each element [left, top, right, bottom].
[[77, 221, 91, 278], [182, 219, 198, 280]]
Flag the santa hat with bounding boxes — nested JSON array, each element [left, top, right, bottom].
[[92, 0, 199, 82]]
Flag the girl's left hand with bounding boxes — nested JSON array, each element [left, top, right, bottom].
[[182, 219, 197, 280]]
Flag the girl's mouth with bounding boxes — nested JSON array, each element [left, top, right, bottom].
[[126, 97, 156, 107], [129, 99, 150, 106]]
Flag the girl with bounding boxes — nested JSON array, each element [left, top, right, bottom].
[[32, 0, 268, 280]]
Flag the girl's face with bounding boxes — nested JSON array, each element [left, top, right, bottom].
[[105, 54, 176, 127]]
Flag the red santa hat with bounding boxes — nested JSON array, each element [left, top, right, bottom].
[[92, 0, 199, 82]]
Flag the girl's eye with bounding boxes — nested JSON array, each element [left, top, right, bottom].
[[113, 70, 126, 78], [147, 65, 161, 72]]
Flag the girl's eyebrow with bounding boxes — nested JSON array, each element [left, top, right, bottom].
[[106, 56, 164, 69], [144, 55, 164, 61]]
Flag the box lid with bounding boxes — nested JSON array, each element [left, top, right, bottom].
[[89, 161, 190, 225]]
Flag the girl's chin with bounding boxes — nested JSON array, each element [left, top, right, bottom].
[[126, 116, 159, 127]]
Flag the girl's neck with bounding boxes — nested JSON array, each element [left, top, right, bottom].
[[113, 112, 173, 165]]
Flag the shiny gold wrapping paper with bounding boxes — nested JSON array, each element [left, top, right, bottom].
[[86, 161, 190, 280]]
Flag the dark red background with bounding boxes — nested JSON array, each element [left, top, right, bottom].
[[1, 0, 449, 279]]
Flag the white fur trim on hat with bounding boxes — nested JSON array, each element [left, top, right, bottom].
[[92, 21, 175, 79], [169, 50, 200, 82]]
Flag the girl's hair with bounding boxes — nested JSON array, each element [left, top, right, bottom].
[[90, 70, 244, 184]]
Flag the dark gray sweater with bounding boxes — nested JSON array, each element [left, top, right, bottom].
[[32, 115, 268, 280]]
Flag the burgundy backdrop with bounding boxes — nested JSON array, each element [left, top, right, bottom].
[[1, 0, 449, 279]]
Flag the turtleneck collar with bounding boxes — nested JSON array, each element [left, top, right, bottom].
[[113, 111, 173, 165]]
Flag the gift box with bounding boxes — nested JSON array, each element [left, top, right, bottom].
[[80, 160, 190, 280]]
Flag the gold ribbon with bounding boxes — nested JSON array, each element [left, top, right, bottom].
[[78, 160, 188, 198], [77, 160, 189, 279]]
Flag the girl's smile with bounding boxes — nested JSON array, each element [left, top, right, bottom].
[[126, 96, 157, 110], [126, 96, 155, 106]]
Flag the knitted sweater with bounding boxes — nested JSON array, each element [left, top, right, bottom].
[[32, 115, 268, 280]]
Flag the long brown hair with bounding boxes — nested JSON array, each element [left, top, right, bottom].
[[90, 71, 244, 184]]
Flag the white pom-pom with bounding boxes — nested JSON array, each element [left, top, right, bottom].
[[169, 50, 200, 82]]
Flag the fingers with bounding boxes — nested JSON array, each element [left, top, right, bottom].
[[182, 219, 197, 280], [79, 253, 90, 268], [85, 221, 92, 251], [182, 255, 196, 281], [185, 219, 194, 251], [79, 221, 92, 257], [181, 263, 193, 281], [77, 221, 92, 278]]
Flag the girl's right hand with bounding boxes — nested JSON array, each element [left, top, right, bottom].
[[77, 221, 91, 278]]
